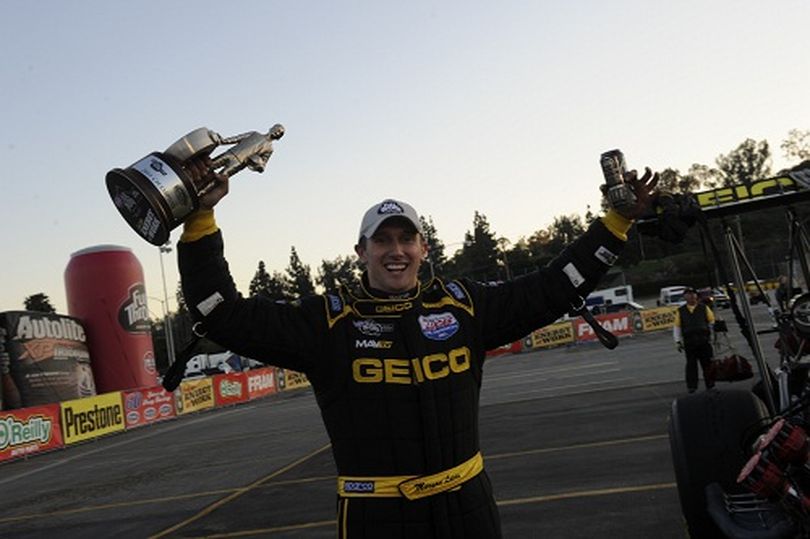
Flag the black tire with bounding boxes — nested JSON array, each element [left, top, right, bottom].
[[668, 389, 769, 538]]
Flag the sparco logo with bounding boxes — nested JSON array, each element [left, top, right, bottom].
[[118, 284, 150, 333], [344, 481, 375, 493], [14, 315, 86, 342], [353, 320, 393, 337]]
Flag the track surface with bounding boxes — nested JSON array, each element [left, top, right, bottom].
[[0, 306, 776, 538]]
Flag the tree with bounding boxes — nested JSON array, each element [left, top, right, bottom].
[[317, 256, 359, 291], [781, 129, 810, 163], [447, 212, 500, 281], [546, 214, 585, 256], [249, 260, 287, 301], [24, 293, 56, 313], [285, 247, 315, 297], [715, 138, 771, 187], [684, 163, 723, 190], [420, 215, 446, 280]]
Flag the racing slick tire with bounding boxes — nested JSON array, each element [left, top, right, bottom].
[[668, 389, 768, 538]]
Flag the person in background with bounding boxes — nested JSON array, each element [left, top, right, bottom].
[[674, 286, 716, 393]]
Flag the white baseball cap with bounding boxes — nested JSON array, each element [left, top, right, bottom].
[[358, 199, 423, 241]]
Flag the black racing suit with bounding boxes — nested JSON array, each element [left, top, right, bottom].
[[177, 217, 625, 538]]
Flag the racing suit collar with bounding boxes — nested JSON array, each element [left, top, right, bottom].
[[359, 271, 421, 300]]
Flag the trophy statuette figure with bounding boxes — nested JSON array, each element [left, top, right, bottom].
[[106, 124, 285, 245]]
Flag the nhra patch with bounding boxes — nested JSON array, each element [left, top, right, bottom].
[[594, 246, 618, 266], [418, 312, 459, 341]]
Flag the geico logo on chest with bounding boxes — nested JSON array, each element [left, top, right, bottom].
[[352, 346, 471, 384]]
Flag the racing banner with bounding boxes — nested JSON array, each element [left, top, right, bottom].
[[575, 312, 634, 343], [0, 311, 96, 409], [486, 340, 523, 358], [640, 307, 678, 332], [280, 369, 311, 391], [213, 372, 248, 407], [525, 321, 575, 350], [61, 391, 125, 445], [246, 368, 277, 400], [122, 386, 176, 429], [0, 403, 63, 462], [177, 378, 215, 415]]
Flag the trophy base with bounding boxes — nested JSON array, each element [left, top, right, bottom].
[[105, 152, 198, 246]]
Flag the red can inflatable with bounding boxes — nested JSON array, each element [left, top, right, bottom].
[[64, 245, 157, 393]]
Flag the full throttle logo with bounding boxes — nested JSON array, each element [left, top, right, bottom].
[[118, 284, 151, 333]]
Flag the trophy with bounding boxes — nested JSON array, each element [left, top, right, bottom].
[[106, 124, 285, 245]]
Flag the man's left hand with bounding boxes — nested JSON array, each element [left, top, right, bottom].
[[611, 167, 659, 220]]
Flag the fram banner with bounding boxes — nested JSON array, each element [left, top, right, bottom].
[[640, 307, 678, 332], [177, 378, 214, 415], [246, 368, 277, 400], [213, 373, 248, 407], [122, 386, 176, 429], [61, 391, 125, 445], [575, 312, 633, 342], [525, 321, 575, 350], [0, 404, 63, 462]]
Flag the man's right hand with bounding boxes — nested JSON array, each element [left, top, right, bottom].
[[185, 155, 230, 210]]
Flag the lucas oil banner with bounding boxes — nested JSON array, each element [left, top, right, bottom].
[[0, 311, 96, 409]]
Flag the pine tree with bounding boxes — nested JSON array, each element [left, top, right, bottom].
[[285, 247, 316, 297]]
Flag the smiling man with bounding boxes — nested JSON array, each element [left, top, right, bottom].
[[177, 164, 656, 537]]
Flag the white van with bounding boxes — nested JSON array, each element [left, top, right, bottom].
[[658, 286, 687, 307]]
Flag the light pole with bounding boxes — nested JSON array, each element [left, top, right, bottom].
[[147, 295, 173, 367], [158, 243, 176, 366]]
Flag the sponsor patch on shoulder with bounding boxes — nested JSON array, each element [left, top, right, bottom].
[[196, 292, 224, 317], [326, 294, 344, 313], [594, 246, 618, 266], [446, 282, 467, 301], [562, 263, 585, 288], [418, 312, 459, 341]]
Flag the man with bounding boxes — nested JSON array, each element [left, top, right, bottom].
[[673, 286, 716, 393], [177, 160, 656, 538]]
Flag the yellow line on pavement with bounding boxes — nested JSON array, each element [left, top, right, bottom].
[[200, 519, 337, 537], [486, 434, 667, 460], [497, 482, 677, 507], [149, 443, 332, 539]]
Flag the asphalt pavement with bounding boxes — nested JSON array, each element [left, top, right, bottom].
[[0, 303, 780, 538]]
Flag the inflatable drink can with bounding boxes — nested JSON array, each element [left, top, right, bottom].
[[65, 245, 157, 392]]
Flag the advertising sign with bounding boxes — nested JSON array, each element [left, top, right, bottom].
[[61, 391, 125, 445], [0, 311, 96, 409], [486, 340, 523, 358], [213, 373, 248, 407], [641, 307, 678, 332], [0, 404, 63, 462], [122, 386, 176, 429], [246, 368, 277, 400], [526, 321, 575, 350], [282, 370, 311, 391], [177, 378, 214, 415], [575, 312, 633, 342]]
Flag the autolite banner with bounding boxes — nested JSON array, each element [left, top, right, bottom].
[[0, 404, 63, 462], [246, 368, 277, 400], [0, 311, 96, 409], [213, 373, 248, 406], [61, 391, 125, 445], [122, 386, 176, 429], [575, 312, 634, 342]]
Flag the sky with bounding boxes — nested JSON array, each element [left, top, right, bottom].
[[2, 0, 809, 314]]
